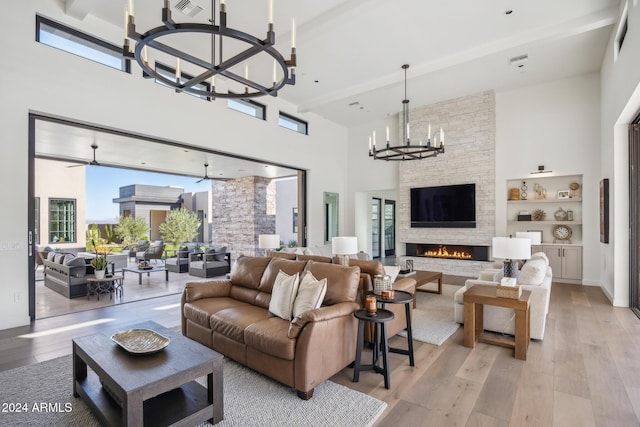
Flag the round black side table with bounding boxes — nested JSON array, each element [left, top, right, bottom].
[[368, 290, 416, 366], [353, 308, 394, 389]]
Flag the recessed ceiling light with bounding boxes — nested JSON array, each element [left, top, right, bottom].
[[314, 80, 319, 83], [505, 9, 513, 15], [141, 161, 146, 165]]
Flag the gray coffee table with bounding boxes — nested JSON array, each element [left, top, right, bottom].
[[73, 320, 224, 426], [122, 266, 169, 285]]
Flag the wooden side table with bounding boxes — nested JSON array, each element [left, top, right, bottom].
[[463, 285, 531, 360], [353, 308, 394, 389]]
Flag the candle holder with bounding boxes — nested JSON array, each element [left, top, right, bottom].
[[365, 295, 377, 316]]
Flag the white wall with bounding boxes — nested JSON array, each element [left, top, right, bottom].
[[496, 73, 601, 286], [599, 1, 640, 306], [34, 159, 87, 250], [275, 178, 298, 245], [0, 1, 347, 329]]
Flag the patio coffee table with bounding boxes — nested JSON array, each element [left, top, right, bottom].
[[122, 266, 169, 285], [73, 320, 224, 426]]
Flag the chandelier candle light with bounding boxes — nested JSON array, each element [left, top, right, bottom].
[[369, 65, 445, 161], [124, 0, 296, 99]]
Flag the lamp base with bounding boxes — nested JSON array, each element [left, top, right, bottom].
[[503, 259, 519, 278], [337, 254, 350, 266]]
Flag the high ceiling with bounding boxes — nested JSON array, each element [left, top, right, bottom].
[[43, 0, 620, 177]]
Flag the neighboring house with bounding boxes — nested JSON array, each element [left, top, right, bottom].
[[113, 184, 213, 243]]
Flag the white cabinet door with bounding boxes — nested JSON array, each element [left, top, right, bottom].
[[542, 245, 582, 282], [561, 246, 583, 280], [543, 246, 563, 277]]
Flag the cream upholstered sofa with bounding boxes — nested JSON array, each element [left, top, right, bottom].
[[453, 252, 553, 340]]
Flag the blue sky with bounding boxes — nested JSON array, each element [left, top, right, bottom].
[[86, 167, 211, 222]]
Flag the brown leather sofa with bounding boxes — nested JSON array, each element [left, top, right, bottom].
[[181, 255, 363, 399], [273, 252, 417, 342]]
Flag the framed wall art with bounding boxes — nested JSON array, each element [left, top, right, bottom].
[[600, 178, 609, 243]]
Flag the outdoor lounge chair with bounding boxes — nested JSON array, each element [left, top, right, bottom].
[[135, 241, 165, 264]]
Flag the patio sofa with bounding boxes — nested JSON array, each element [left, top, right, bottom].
[[165, 242, 199, 273], [43, 252, 91, 298], [188, 246, 230, 278]]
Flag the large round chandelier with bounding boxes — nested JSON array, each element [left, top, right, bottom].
[[369, 65, 445, 161], [123, 0, 296, 99]]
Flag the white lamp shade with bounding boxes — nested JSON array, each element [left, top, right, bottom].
[[332, 236, 358, 255], [492, 237, 531, 260], [515, 231, 542, 245], [258, 234, 280, 249]]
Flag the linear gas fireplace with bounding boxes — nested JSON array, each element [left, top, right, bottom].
[[406, 243, 490, 262]]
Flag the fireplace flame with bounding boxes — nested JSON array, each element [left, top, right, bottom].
[[424, 246, 472, 260]]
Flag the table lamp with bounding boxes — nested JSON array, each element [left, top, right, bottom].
[[492, 236, 531, 278], [332, 236, 358, 266], [258, 234, 280, 256]]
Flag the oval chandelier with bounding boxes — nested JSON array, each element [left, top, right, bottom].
[[368, 65, 445, 161], [123, 0, 296, 99]]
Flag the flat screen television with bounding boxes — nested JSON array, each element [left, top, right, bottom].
[[410, 183, 476, 228]]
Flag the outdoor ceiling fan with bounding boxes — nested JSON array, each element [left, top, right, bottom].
[[67, 142, 100, 167], [196, 163, 211, 183], [196, 163, 231, 182]]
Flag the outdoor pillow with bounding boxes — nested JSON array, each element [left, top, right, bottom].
[[292, 271, 327, 318], [519, 258, 547, 286], [214, 246, 227, 261], [54, 253, 66, 264], [47, 252, 56, 261], [269, 270, 300, 321], [65, 256, 88, 277]]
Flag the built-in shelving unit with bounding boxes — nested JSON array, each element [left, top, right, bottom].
[[506, 174, 583, 283], [506, 174, 583, 244]]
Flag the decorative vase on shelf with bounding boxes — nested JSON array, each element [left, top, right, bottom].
[[94, 269, 106, 280]]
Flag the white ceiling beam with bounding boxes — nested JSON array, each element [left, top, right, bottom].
[[297, 6, 619, 114], [64, 0, 100, 21]]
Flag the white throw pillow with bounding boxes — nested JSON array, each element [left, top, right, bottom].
[[269, 270, 300, 320], [383, 265, 400, 283], [530, 251, 549, 265], [292, 272, 328, 318], [519, 258, 547, 286]]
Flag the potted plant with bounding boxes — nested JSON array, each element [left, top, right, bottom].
[[90, 239, 109, 279], [90, 254, 108, 279]]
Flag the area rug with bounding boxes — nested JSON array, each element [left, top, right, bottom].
[[0, 355, 386, 427], [397, 283, 461, 346]]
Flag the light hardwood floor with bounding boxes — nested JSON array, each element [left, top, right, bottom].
[[2, 282, 639, 426]]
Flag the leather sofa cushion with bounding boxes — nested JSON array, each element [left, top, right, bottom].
[[211, 305, 273, 343], [344, 258, 385, 277], [245, 317, 296, 360], [303, 261, 360, 305], [230, 255, 271, 289], [296, 254, 332, 263], [271, 252, 296, 260], [183, 297, 248, 328], [259, 257, 307, 293]]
